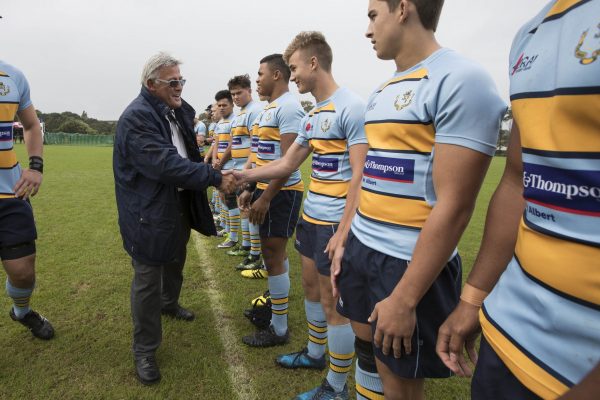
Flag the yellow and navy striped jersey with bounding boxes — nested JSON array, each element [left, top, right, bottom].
[[230, 100, 263, 170], [295, 88, 367, 225], [250, 110, 264, 168], [481, 1, 600, 398], [0, 61, 32, 199], [208, 122, 216, 139], [194, 121, 207, 136], [214, 113, 234, 170], [351, 48, 506, 260], [256, 92, 305, 191]]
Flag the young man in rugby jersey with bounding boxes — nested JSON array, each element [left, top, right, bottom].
[[236, 54, 305, 347], [205, 104, 222, 219], [0, 60, 54, 340], [436, 1, 600, 399], [235, 31, 368, 400], [212, 90, 239, 247], [226, 75, 264, 262], [329, 1, 506, 399]]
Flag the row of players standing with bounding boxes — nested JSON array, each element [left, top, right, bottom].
[[112, 0, 600, 399], [187, 1, 600, 398]]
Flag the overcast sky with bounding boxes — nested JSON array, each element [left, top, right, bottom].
[[2, 0, 549, 120]]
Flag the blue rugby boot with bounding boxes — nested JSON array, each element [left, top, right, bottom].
[[276, 347, 326, 370]]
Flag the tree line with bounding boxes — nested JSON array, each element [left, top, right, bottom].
[[33, 110, 117, 135]]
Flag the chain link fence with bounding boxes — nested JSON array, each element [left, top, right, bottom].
[[44, 132, 114, 146]]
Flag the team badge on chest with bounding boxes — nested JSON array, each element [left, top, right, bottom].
[[575, 23, 600, 65], [394, 90, 414, 111], [320, 118, 331, 133], [0, 82, 10, 96]]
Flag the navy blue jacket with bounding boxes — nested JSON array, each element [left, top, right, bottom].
[[113, 87, 221, 266]]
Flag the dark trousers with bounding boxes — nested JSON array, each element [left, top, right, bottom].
[[130, 191, 191, 359]]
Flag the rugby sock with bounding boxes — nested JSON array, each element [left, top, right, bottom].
[[326, 324, 355, 392], [305, 299, 327, 359], [211, 191, 218, 214], [228, 208, 240, 242], [249, 222, 261, 256], [268, 272, 290, 336], [283, 257, 289, 273], [355, 360, 384, 400], [6, 280, 33, 319], [241, 217, 250, 248], [220, 202, 228, 230]]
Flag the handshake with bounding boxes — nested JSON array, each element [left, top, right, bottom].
[[216, 169, 251, 194]]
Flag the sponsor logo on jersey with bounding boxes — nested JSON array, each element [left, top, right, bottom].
[[312, 155, 339, 172], [258, 142, 275, 154], [251, 136, 260, 149], [575, 22, 600, 65], [511, 52, 539, 75], [0, 82, 10, 96], [0, 126, 12, 141], [231, 136, 242, 146], [523, 163, 600, 216], [363, 156, 415, 183], [218, 142, 228, 151], [394, 90, 414, 111]]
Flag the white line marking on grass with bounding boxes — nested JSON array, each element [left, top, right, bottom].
[[192, 232, 258, 400]]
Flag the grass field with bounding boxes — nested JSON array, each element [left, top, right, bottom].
[[3, 144, 504, 399]]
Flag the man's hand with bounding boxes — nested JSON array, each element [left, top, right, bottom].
[[13, 169, 42, 200], [436, 301, 481, 377], [232, 169, 249, 185], [369, 295, 416, 358], [330, 243, 345, 298], [212, 159, 221, 170], [324, 230, 344, 261], [218, 171, 236, 194], [249, 196, 270, 225], [204, 154, 212, 164], [238, 190, 252, 211]]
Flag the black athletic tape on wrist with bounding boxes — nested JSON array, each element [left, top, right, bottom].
[[29, 156, 44, 173]]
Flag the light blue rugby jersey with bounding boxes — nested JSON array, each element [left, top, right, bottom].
[[231, 100, 263, 170], [0, 61, 32, 198], [351, 48, 506, 260], [215, 113, 235, 170], [256, 92, 305, 191], [295, 87, 367, 224], [194, 121, 207, 136]]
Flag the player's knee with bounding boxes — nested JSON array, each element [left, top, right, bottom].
[[355, 336, 377, 373], [0, 241, 36, 261]]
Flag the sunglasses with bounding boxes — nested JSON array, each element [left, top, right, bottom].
[[155, 78, 186, 88]]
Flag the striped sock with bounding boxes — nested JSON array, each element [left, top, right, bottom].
[[241, 217, 250, 248], [6, 280, 33, 319], [220, 202, 228, 230], [229, 208, 240, 242], [355, 360, 384, 400], [249, 222, 261, 256], [268, 272, 290, 336], [326, 324, 355, 392], [305, 299, 327, 359]]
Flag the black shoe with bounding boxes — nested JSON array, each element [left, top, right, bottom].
[[161, 306, 195, 321], [243, 298, 272, 330], [242, 326, 289, 348], [10, 308, 55, 340], [135, 356, 161, 385]]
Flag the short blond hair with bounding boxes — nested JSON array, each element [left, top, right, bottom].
[[283, 31, 333, 72]]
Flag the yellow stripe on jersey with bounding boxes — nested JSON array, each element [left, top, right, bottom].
[[310, 139, 346, 154], [0, 70, 8, 77], [365, 122, 435, 153], [545, 0, 583, 18], [232, 126, 250, 136], [258, 127, 281, 141], [0, 151, 17, 168], [231, 149, 250, 158], [301, 212, 336, 226], [359, 190, 431, 229], [0, 103, 19, 121], [515, 221, 600, 306], [356, 384, 385, 400], [377, 68, 428, 92], [309, 178, 349, 198], [256, 181, 304, 191], [0, 193, 16, 199], [309, 103, 335, 116], [480, 311, 568, 399], [513, 95, 600, 152]]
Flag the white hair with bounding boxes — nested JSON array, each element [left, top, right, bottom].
[[140, 52, 182, 88]]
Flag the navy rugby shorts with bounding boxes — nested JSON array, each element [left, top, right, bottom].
[[294, 217, 338, 276], [252, 189, 302, 238], [336, 230, 462, 378], [0, 198, 37, 260]]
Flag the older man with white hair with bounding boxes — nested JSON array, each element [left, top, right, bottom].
[[113, 52, 235, 385]]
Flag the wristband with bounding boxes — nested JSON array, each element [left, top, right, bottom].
[[460, 283, 488, 307], [29, 156, 44, 174]]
